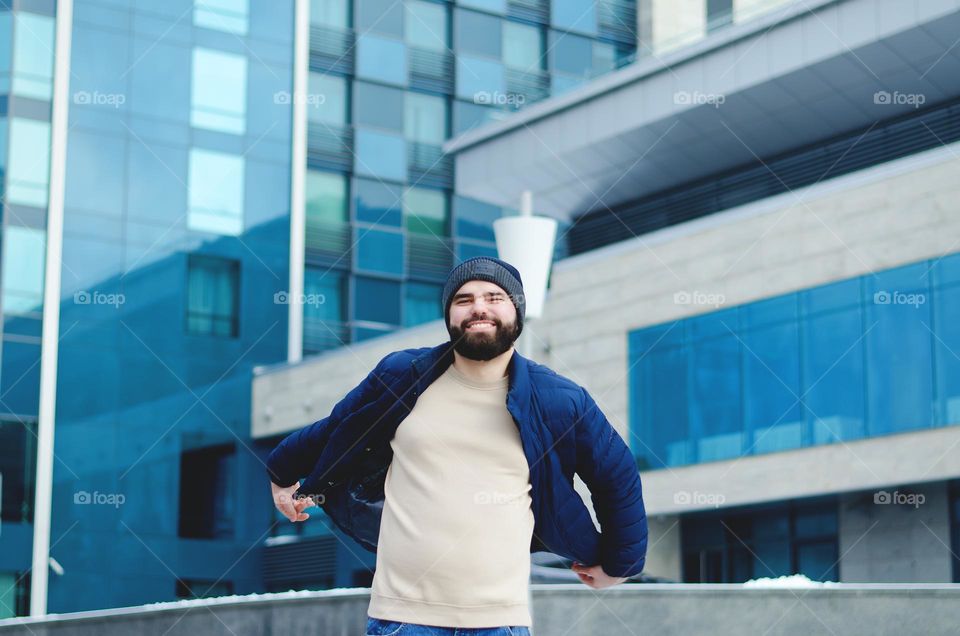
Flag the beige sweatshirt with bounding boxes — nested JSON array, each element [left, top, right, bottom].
[[367, 362, 535, 628]]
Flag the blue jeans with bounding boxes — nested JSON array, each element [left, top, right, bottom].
[[365, 617, 531, 635]]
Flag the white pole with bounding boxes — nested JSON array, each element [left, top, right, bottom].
[[287, 0, 309, 363], [31, 0, 74, 616]]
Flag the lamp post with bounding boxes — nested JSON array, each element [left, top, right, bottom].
[[493, 191, 557, 360]]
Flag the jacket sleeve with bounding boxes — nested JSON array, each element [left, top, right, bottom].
[[265, 353, 395, 488], [574, 386, 648, 578]]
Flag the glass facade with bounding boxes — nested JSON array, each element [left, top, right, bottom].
[[681, 498, 839, 583], [0, 0, 628, 616], [630, 252, 960, 471], [301, 0, 632, 355]]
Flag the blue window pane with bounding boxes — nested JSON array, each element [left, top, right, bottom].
[[934, 251, 960, 289], [355, 0, 403, 36], [864, 294, 933, 436], [800, 277, 861, 315], [12, 12, 55, 100], [307, 72, 349, 126], [690, 334, 742, 462], [456, 55, 505, 101], [356, 229, 404, 276], [356, 34, 406, 84], [550, 31, 594, 77], [191, 48, 247, 134], [551, 72, 584, 95], [354, 81, 404, 131], [454, 195, 499, 241], [634, 343, 688, 469], [802, 307, 867, 443], [305, 170, 348, 225], [741, 293, 798, 329], [503, 21, 544, 71], [2, 226, 46, 315], [188, 148, 245, 235], [303, 268, 347, 353], [7, 118, 50, 207], [457, 0, 505, 13], [311, 0, 350, 28], [404, 282, 442, 327], [742, 321, 803, 454], [551, 0, 597, 34], [0, 15, 10, 93], [354, 277, 401, 325], [456, 9, 501, 58], [405, 92, 447, 144], [186, 255, 239, 337], [194, 0, 249, 35], [355, 178, 403, 227], [457, 241, 497, 261], [405, 0, 448, 51], [354, 128, 406, 181], [935, 283, 960, 425]]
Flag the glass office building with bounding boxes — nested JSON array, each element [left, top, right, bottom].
[[0, 0, 639, 616]]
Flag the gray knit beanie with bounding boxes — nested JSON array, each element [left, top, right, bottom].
[[441, 256, 525, 335]]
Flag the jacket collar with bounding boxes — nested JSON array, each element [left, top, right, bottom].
[[411, 341, 532, 422]]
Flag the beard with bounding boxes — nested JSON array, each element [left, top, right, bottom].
[[447, 314, 520, 361]]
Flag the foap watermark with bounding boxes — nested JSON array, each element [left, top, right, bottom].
[[74, 290, 125, 307], [874, 490, 925, 509], [274, 291, 326, 308], [73, 90, 126, 108], [873, 290, 926, 308], [674, 290, 725, 308], [473, 490, 526, 507], [74, 490, 126, 508], [674, 490, 725, 508], [273, 90, 326, 107], [874, 91, 925, 109], [474, 91, 525, 108], [674, 90, 725, 108]]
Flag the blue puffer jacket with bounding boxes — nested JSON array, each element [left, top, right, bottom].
[[265, 341, 648, 578]]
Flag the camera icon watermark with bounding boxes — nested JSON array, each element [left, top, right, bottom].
[[674, 490, 726, 508], [273, 291, 326, 307], [674, 290, 725, 308], [474, 91, 526, 108], [74, 490, 126, 509], [874, 91, 925, 109], [74, 290, 125, 308], [874, 490, 924, 509], [273, 91, 326, 107], [873, 290, 925, 308], [73, 90, 126, 108], [674, 90, 725, 108]]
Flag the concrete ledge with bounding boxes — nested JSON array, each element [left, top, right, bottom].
[[3, 584, 959, 635]]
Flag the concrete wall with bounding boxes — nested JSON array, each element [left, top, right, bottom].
[[839, 482, 954, 583], [3, 586, 960, 636]]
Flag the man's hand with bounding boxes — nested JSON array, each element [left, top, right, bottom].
[[571, 562, 628, 589], [271, 481, 316, 522]]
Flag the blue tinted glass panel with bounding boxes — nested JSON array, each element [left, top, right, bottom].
[[454, 195, 499, 241], [311, 0, 350, 28], [405, 0, 448, 51], [307, 73, 349, 126], [456, 9, 501, 58], [2, 226, 46, 315], [188, 148, 245, 235], [191, 48, 247, 134], [802, 307, 867, 443], [404, 282, 442, 327], [355, 0, 403, 35], [186, 255, 239, 337], [12, 13, 55, 100], [194, 0, 249, 34], [354, 277, 401, 324], [634, 342, 688, 469], [742, 321, 803, 454], [456, 55, 504, 101], [935, 283, 960, 425], [356, 229, 404, 276], [7, 118, 50, 207], [354, 81, 404, 131], [690, 334, 742, 462], [503, 21, 543, 71], [356, 34, 406, 84], [355, 178, 403, 227], [551, 0, 597, 34], [354, 128, 406, 181], [405, 92, 446, 144], [550, 31, 593, 76]]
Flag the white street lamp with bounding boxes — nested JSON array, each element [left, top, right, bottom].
[[493, 191, 557, 359]]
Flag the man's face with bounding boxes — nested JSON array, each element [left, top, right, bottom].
[[447, 280, 520, 361]]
